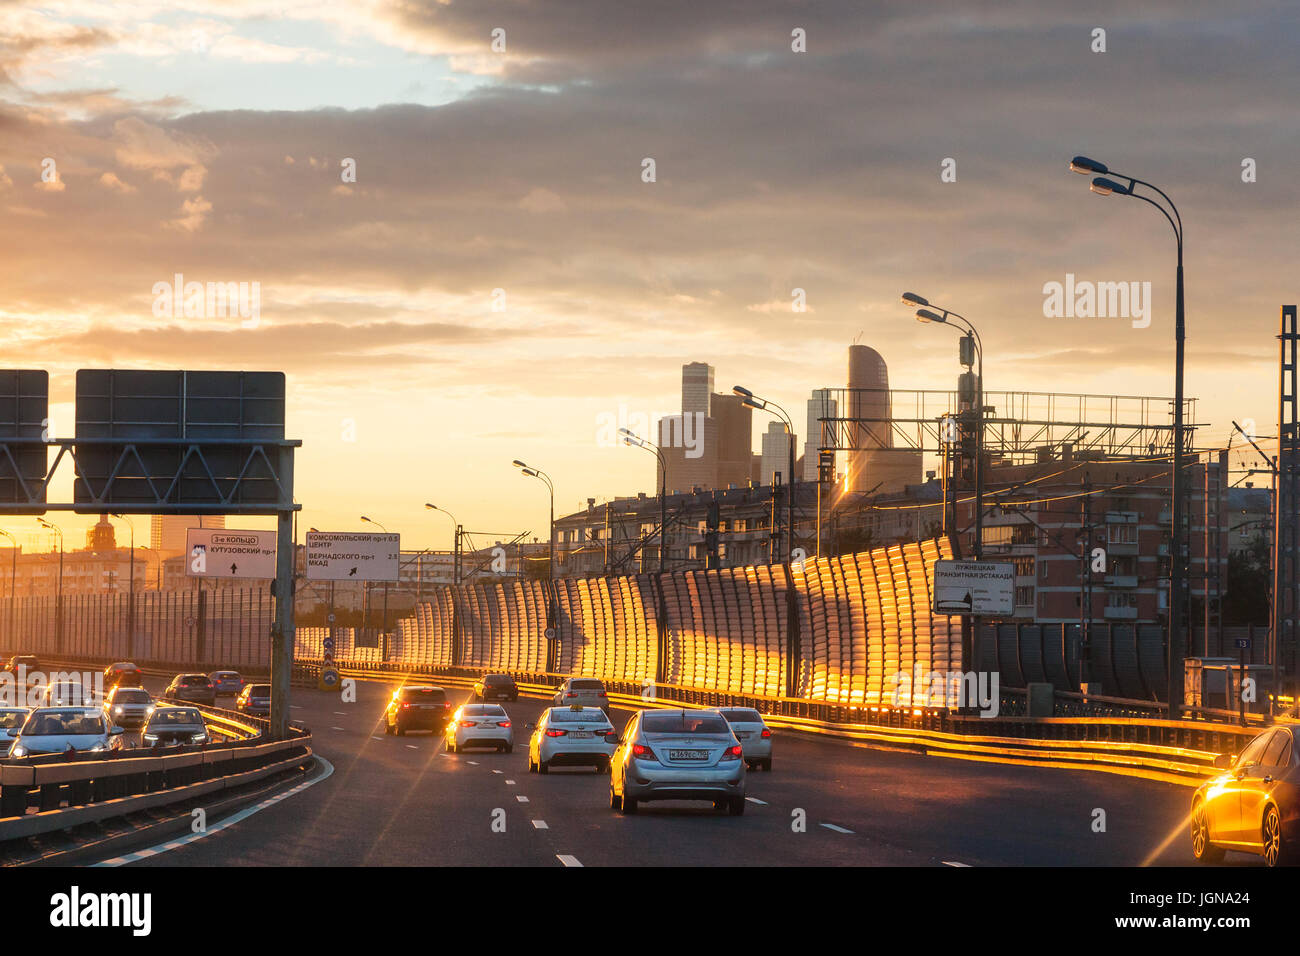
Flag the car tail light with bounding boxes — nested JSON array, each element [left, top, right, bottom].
[[497, 721, 511, 728], [632, 743, 657, 761], [565, 692, 577, 698], [459, 720, 475, 727], [443, 702, 451, 709], [598, 691, 607, 697], [545, 729, 567, 737], [400, 702, 410, 709], [721, 744, 743, 760], [761, 728, 772, 738]]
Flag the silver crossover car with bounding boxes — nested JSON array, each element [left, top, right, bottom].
[[9, 707, 124, 757], [103, 686, 155, 728], [610, 709, 746, 815], [0, 707, 30, 756]]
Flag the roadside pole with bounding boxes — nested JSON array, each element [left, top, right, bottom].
[[270, 450, 296, 741]]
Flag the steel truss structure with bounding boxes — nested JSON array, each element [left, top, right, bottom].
[[816, 388, 1198, 460]]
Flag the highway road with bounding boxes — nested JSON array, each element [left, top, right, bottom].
[[78, 673, 1237, 868]]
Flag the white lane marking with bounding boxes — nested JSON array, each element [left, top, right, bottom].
[[492, 770, 503, 774], [92, 755, 335, 867], [406, 745, 418, 750], [290, 705, 301, 709], [516, 795, 529, 803], [532, 820, 548, 829], [943, 861, 971, 867], [372, 736, 384, 741], [745, 797, 767, 805], [331, 727, 345, 731], [467, 761, 479, 765], [505, 779, 516, 785], [334, 712, 347, 716], [820, 823, 854, 834], [556, 855, 582, 867]]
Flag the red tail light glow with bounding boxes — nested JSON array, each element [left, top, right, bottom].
[[632, 743, 657, 760], [565, 692, 577, 698], [598, 691, 607, 697], [760, 728, 772, 738], [497, 721, 511, 728], [545, 729, 567, 737], [721, 744, 743, 759], [459, 720, 475, 727]]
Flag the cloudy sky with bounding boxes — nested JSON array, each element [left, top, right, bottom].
[[0, 0, 1296, 552]]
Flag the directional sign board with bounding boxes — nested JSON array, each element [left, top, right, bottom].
[[186, 528, 277, 579], [305, 531, 399, 582], [0, 370, 48, 511], [932, 560, 1015, 616]]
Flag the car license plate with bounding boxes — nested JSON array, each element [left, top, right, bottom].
[[571, 731, 592, 738], [735, 732, 750, 739], [669, 749, 707, 760]]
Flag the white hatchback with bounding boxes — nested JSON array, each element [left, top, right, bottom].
[[445, 703, 514, 753], [528, 705, 616, 773]]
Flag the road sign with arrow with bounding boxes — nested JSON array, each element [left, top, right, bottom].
[[305, 531, 399, 582], [185, 528, 277, 579]]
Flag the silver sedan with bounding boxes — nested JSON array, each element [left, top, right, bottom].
[[610, 709, 747, 815]]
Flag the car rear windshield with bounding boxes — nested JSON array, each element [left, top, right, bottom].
[[213, 672, 239, 679], [247, 685, 270, 695], [401, 688, 444, 701], [463, 705, 506, 717], [114, 690, 151, 703], [484, 675, 513, 685], [25, 711, 105, 735], [570, 679, 605, 690], [720, 709, 763, 723], [642, 713, 730, 734], [180, 675, 208, 683], [550, 709, 605, 722], [151, 709, 203, 726]]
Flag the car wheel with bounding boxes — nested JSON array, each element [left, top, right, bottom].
[[621, 796, 637, 815], [728, 797, 746, 816], [527, 756, 536, 773], [1191, 800, 1224, 863], [538, 760, 549, 774], [446, 739, 456, 753], [610, 786, 622, 810], [1263, 804, 1292, 867], [396, 725, 406, 737], [384, 721, 393, 735]]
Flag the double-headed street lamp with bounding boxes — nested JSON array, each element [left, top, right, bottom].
[[424, 503, 462, 585], [38, 518, 64, 652], [513, 460, 555, 580], [619, 427, 668, 573], [1069, 154, 1187, 718], [901, 293, 985, 559], [733, 386, 796, 564]]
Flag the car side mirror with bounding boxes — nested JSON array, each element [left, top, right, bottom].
[[1214, 753, 1235, 770], [5, 728, 18, 737]]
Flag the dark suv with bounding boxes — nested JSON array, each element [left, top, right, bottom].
[[384, 685, 450, 736], [474, 673, 519, 702], [165, 673, 216, 706]]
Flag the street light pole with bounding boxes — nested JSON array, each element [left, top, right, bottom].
[[732, 387, 796, 563], [425, 504, 461, 585], [38, 519, 64, 654], [901, 294, 985, 559], [111, 514, 136, 659], [1070, 155, 1186, 717], [619, 428, 668, 573], [360, 515, 391, 656], [513, 461, 555, 579], [0, 530, 14, 645]]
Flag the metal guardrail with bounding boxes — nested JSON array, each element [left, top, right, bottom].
[[302, 658, 1261, 786]]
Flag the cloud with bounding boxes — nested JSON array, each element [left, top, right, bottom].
[[98, 170, 135, 193], [169, 194, 212, 231]]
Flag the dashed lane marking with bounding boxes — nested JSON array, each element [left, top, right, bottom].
[[556, 855, 582, 867], [516, 796, 529, 803], [820, 823, 854, 834], [92, 756, 336, 867], [532, 820, 548, 829], [745, 797, 768, 805], [943, 861, 971, 867]]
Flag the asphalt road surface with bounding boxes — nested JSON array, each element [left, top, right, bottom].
[[97, 675, 1238, 867]]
